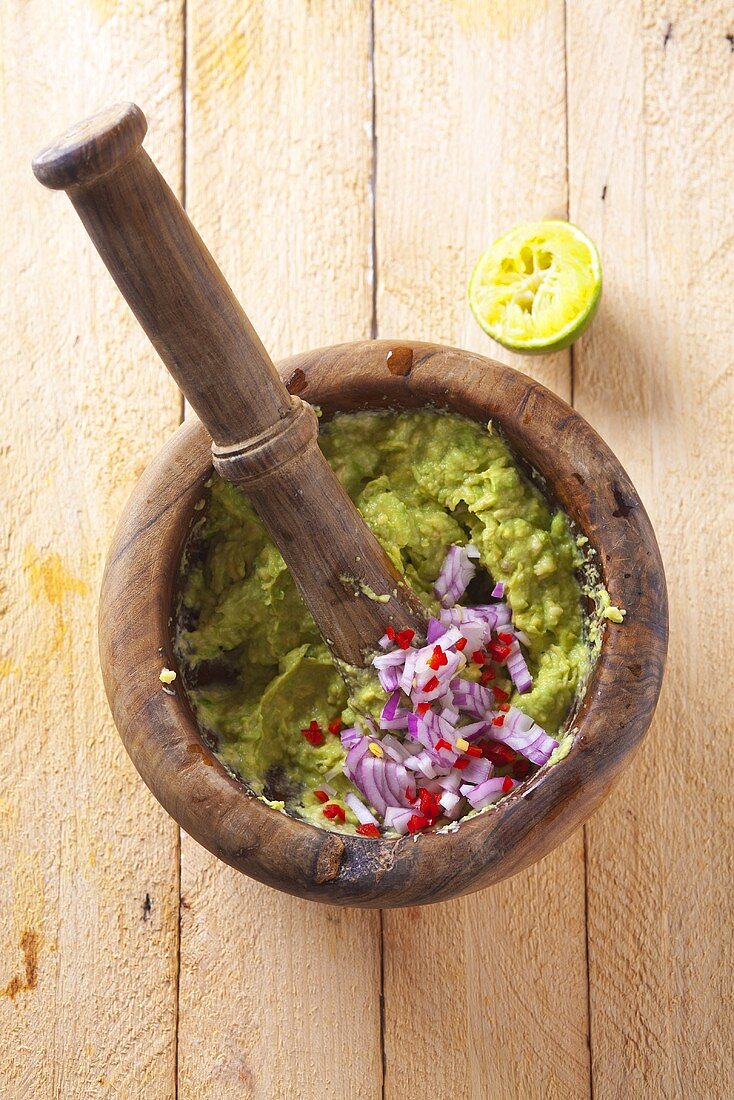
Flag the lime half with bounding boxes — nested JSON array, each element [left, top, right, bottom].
[[469, 220, 602, 354]]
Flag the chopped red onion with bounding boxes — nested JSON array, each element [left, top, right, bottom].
[[426, 617, 446, 644], [457, 757, 492, 785], [377, 665, 400, 693], [381, 734, 412, 762], [466, 776, 514, 809], [340, 726, 362, 750], [506, 642, 532, 694], [434, 545, 477, 608], [383, 806, 414, 834], [439, 790, 462, 815], [436, 772, 462, 792], [345, 792, 380, 826], [399, 647, 418, 694], [412, 648, 464, 701], [344, 736, 370, 779], [356, 755, 387, 815], [338, 541, 559, 835], [403, 751, 437, 778], [468, 604, 512, 629], [381, 689, 401, 722], [449, 678, 494, 717], [380, 690, 411, 730], [457, 720, 492, 742], [443, 796, 467, 820], [489, 706, 558, 765], [374, 649, 408, 669]]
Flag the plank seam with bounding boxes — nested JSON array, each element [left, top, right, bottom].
[[175, 2, 188, 1096], [369, 0, 378, 340], [178, 0, 188, 429], [371, 7, 383, 1089], [379, 909, 386, 1100], [565, 4, 588, 1094], [583, 826, 594, 1100], [563, 0, 575, 409]]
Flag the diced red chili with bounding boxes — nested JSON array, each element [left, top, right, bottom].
[[471, 650, 486, 665], [386, 626, 396, 641], [314, 790, 329, 803], [416, 702, 431, 716], [356, 823, 381, 838], [396, 629, 415, 650], [301, 720, 325, 747], [502, 776, 513, 793], [405, 786, 416, 803], [328, 718, 343, 736], [492, 687, 509, 703], [455, 637, 468, 651], [465, 745, 483, 758], [480, 668, 495, 684], [498, 633, 514, 644], [419, 789, 441, 820], [323, 803, 346, 823], [499, 703, 510, 713], [427, 645, 448, 670], [453, 757, 470, 770], [491, 715, 505, 727], [407, 813, 431, 834], [423, 675, 439, 693], [482, 741, 515, 764], [488, 642, 512, 662], [435, 738, 453, 753]]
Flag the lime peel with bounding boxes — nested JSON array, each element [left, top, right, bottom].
[[469, 220, 602, 354]]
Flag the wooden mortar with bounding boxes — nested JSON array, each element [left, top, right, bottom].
[[98, 340, 667, 907], [34, 104, 667, 907]]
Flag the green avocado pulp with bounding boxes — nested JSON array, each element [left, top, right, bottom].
[[175, 409, 595, 832]]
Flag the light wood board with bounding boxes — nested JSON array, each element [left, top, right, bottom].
[[0, 1, 183, 1097], [1, 0, 733, 1096], [568, 1, 734, 1096], [375, 3, 590, 1097], [178, 4, 382, 1099]]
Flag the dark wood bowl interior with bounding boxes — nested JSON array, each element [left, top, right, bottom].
[[99, 341, 668, 908]]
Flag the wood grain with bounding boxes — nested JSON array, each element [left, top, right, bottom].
[[0, 1, 183, 1097], [99, 340, 666, 907], [568, 2, 734, 1095], [33, 103, 426, 665], [178, 4, 382, 1097], [373, 3, 591, 1095]]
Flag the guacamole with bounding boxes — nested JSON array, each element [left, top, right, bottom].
[[175, 410, 593, 830]]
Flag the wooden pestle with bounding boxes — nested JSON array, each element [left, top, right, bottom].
[[33, 103, 427, 666]]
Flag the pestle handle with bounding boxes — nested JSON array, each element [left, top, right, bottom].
[[32, 102, 290, 446], [33, 103, 427, 665]]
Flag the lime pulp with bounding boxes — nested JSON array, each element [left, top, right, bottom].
[[468, 220, 602, 354]]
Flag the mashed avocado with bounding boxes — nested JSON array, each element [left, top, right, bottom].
[[176, 410, 593, 830]]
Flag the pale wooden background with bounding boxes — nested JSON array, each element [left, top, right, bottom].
[[1, 2, 732, 1097]]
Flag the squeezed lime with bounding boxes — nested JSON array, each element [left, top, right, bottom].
[[469, 220, 602, 354]]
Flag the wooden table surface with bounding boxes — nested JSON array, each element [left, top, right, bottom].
[[2, 2, 732, 1097]]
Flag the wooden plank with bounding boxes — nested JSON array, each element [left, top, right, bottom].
[[568, 1, 734, 1095], [0, 2, 183, 1097], [375, 3, 591, 1097], [179, 4, 382, 1098]]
